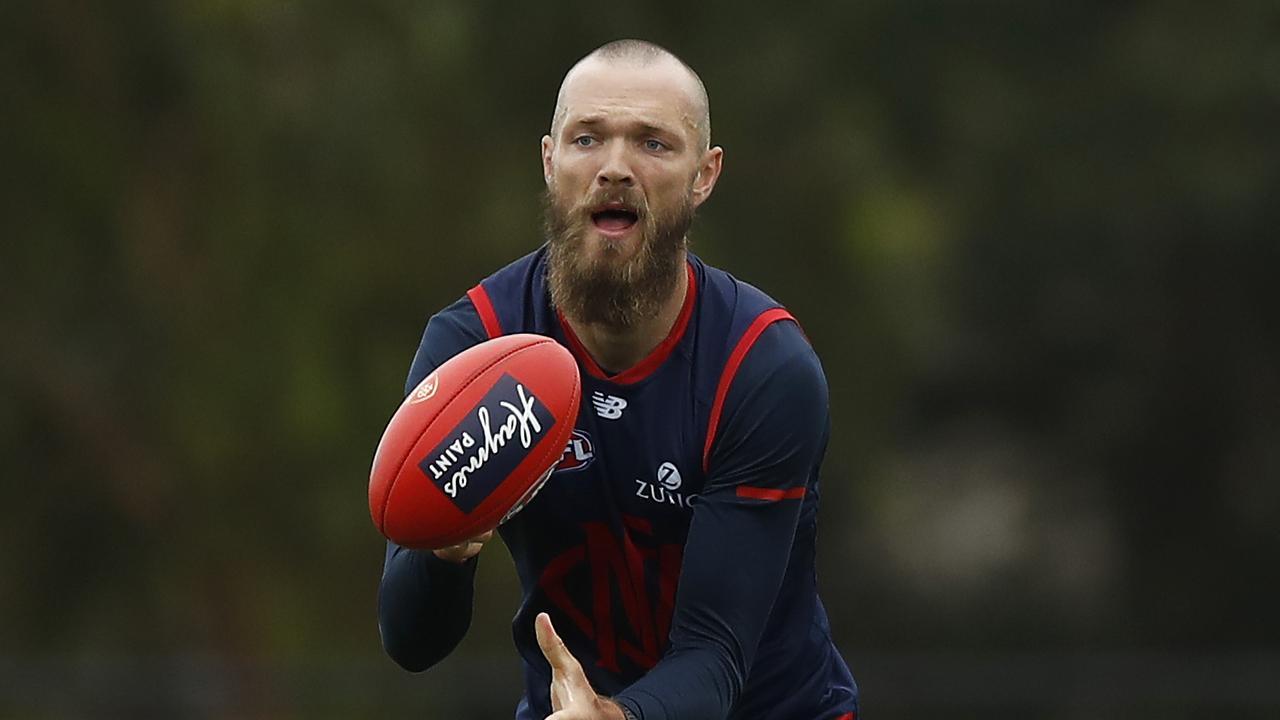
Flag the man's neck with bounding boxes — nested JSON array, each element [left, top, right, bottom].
[[562, 262, 689, 376]]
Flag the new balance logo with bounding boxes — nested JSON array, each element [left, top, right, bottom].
[[591, 392, 628, 420]]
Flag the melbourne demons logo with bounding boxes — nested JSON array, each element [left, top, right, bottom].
[[556, 429, 595, 472], [539, 516, 683, 674]]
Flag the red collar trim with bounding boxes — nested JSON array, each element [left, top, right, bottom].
[[557, 261, 697, 385]]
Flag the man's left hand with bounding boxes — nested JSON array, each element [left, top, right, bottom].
[[535, 612, 628, 720]]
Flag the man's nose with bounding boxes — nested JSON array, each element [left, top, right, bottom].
[[596, 142, 634, 187]]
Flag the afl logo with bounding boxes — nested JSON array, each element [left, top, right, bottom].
[[409, 372, 439, 404], [556, 429, 595, 472]]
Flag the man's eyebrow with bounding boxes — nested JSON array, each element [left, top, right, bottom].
[[636, 122, 679, 137], [565, 116, 680, 137]]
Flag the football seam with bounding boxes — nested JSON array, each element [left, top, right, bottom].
[[379, 337, 557, 537], [464, 365, 580, 538]]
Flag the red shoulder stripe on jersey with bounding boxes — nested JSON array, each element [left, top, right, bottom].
[[466, 284, 503, 339], [736, 486, 807, 501], [558, 261, 697, 385], [702, 307, 798, 473], [836, 713, 856, 720]]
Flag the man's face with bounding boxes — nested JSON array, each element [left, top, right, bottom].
[[542, 57, 722, 327]]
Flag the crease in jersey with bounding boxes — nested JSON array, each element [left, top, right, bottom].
[[556, 261, 698, 385]]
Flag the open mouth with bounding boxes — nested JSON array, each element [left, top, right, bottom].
[[590, 202, 639, 234]]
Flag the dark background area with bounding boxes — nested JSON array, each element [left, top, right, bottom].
[[3, 1, 1278, 718]]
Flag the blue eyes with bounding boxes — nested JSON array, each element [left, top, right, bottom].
[[570, 136, 669, 152]]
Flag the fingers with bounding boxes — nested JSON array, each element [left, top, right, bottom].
[[537, 612, 581, 709], [537, 613, 591, 686], [535, 612, 577, 671], [431, 529, 494, 563], [538, 612, 604, 714]]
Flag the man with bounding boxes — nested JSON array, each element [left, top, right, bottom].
[[378, 39, 858, 720]]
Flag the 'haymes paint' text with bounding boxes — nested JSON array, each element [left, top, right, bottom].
[[427, 384, 544, 498]]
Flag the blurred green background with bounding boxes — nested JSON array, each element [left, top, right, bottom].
[[3, 1, 1279, 718]]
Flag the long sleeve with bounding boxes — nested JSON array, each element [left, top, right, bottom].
[[378, 541, 481, 670], [613, 321, 829, 719], [376, 297, 490, 671]]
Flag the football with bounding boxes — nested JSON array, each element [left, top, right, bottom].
[[369, 334, 580, 549]]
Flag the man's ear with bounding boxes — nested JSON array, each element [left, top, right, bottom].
[[541, 135, 554, 185], [691, 146, 724, 208]]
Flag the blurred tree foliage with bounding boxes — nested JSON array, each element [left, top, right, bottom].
[[2, 0, 1278, 716]]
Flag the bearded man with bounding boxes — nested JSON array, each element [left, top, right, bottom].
[[378, 39, 859, 720]]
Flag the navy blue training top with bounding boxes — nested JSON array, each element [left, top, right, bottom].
[[378, 247, 858, 720]]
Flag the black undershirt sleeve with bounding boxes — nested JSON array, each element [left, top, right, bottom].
[[376, 297, 490, 671], [613, 321, 830, 720]]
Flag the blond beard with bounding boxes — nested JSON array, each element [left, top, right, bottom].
[[543, 186, 694, 328]]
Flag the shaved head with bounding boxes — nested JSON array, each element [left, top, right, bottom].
[[540, 39, 725, 331], [551, 40, 711, 151]]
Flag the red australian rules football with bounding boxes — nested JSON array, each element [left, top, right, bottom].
[[369, 334, 580, 549]]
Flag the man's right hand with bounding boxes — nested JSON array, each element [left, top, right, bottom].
[[432, 530, 493, 563]]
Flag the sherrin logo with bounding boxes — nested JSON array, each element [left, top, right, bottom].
[[409, 372, 440, 405], [418, 374, 555, 513]]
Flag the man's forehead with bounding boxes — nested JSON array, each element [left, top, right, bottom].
[[556, 57, 703, 130]]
